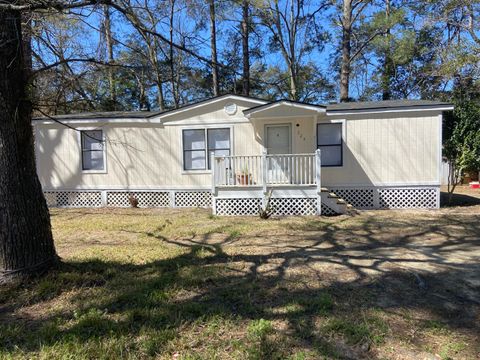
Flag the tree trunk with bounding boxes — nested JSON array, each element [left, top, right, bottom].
[[381, 0, 393, 100], [241, 0, 250, 96], [104, 5, 116, 110], [156, 71, 165, 111], [340, 0, 352, 102], [288, 65, 297, 100], [288, 0, 297, 100], [209, 0, 219, 96], [169, 0, 179, 108], [0, 4, 57, 284]]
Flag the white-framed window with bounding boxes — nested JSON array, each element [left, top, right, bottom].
[[80, 130, 105, 171], [182, 128, 231, 171], [317, 122, 343, 167]]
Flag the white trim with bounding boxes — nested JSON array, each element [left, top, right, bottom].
[[160, 95, 267, 120], [77, 127, 108, 174], [323, 182, 441, 187], [438, 113, 443, 185], [34, 118, 161, 125], [244, 101, 326, 118], [43, 186, 211, 191], [326, 106, 454, 116], [248, 114, 318, 121], [437, 113, 443, 209], [164, 119, 250, 126], [180, 124, 234, 173]]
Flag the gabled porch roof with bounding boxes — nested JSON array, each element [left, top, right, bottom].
[[243, 99, 326, 119]]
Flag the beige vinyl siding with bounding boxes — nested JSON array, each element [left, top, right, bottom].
[[35, 121, 260, 189], [321, 111, 441, 186], [34, 104, 442, 190]]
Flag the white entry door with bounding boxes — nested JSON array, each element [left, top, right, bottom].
[[265, 124, 291, 183]]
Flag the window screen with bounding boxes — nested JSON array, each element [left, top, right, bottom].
[[183, 129, 206, 170], [207, 129, 230, 168], [81, 130, 105, 171], [317, 123, 343, 167]]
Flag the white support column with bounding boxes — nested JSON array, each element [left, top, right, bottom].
[[170, 191, 176, 208], [211, 152, 216, 196], [262, 150, 268, 208], [212, 197, 217, 215], [373, 188, 381, 209], [101, 190, 107, 207], [315, 149, 322, 215]]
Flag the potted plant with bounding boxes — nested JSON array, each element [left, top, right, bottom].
[[236, 166, 250, 185]]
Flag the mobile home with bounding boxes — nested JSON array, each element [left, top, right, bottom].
[[33, 94, 453, 215]]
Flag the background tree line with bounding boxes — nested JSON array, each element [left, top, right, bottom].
[[27, 0, 480, 114]]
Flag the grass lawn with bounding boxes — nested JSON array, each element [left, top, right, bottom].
[[1, 188, 480, 359]]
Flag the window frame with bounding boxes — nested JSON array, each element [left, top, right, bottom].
[[181, 126, 233, 173], [316, 121, 344, 168], [78, 128, 107, 174]]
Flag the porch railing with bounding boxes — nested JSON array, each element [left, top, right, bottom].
[[211, 150, 321, 191]]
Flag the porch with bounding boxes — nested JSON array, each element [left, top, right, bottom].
[[211, 151, 351, 216]]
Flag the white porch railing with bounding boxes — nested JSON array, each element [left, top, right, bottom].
[[211, 150, 321, 190]]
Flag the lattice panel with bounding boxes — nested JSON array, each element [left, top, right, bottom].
[[331, 188, 374, 209], [321, 203, 338, 216], [107, 192, 171, 208], [44, 191, 102, 207], [269, 198, 317, 216], [379, 188, 437, 209], [215, 198, 262, 216], [175, 191, 212, 208]]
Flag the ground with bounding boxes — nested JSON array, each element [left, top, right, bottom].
[[1, 187, 480, 360]]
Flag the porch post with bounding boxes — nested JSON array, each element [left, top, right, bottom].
[[315, 149, 322, 215], [262, 150, 268, 207], [211, 152, 216, 196]]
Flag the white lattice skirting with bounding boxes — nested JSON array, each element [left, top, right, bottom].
[[107, 191, 171, 207], [44, 191, 103, 207], [215, 198, 263, 216], [214, 186, 439, 216], [214, 197, 318, 216], [44, 190, 212, 208], [44, 186, 439, 214], [329, 186, 439, 210]]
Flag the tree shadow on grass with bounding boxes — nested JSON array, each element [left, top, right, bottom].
[[441, 190, 480, 207], [1, 213, 480, 359]]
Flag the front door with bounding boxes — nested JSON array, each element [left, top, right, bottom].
[[265, 124, 291, 183]]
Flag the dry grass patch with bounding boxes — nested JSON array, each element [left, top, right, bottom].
[[1, 203, 480, 359]]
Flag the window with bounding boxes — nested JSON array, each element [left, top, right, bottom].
[[81, 130, 105, 171], [183, 128, 230, 170], [317, 123, 343, 167]]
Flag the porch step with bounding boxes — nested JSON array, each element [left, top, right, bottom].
[[321, 188, 357, 215]]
